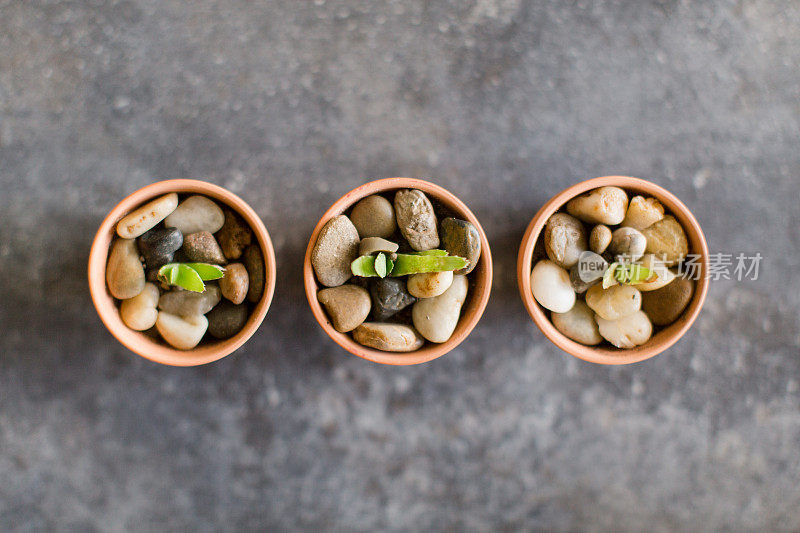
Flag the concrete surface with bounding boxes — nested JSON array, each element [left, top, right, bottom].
[[1, 0, 799, 530]]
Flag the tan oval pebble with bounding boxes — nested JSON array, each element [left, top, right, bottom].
[[155, 312, 208, 350], [353, 323, 425, 352], [243, 245, 265, 303], [317, 285, 371, 332], [551, 300, 602, 345], [530, 259, 575, 313], [543, 213, 587, 269], [621, 195, 665, 230], [220, 263, 249, 304], [163, 195, 224, 235], [596, 310, 653, 349], [609, 227, 647, 262], [359, 237, 399, 256], [350, 195, 397, 239], [119, 282, 160, 331], [116, 193, 179, 239], [642, 215, 689, 266], [641, 276, 694, 325], [106, 238, 146, 299], [636, 254, 676, 292], [585, 283, 641, 321], [311, 215, 360, 287], [407, 270, 454, 299], [589, 225, 612, 254], [394, 189, 439, 251], [412, 275, 468, 343], [566, 186, 629, 225]]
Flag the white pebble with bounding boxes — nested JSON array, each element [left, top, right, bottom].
[[116, 193, 178, 239], [530, 259, 575, 313], [156, 312, 208, 350], [596, 310, 653, 348], [407, 271, 454, 298], [119, 282, 159, 331], [412, 274, 468, 343]]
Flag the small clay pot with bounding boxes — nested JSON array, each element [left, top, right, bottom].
[[517, 176, 709, 365], [304, 178, 493, 365], [88, 179, 276, 366]]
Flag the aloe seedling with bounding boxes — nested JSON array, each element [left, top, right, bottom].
[[157, 262, 225, 293], [601, 262, 654, 289], [350, 250, 468, 278]]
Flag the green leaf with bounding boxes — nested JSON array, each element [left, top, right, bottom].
[[184, 262, 225, 281], [351, 255, 378, 277], [623, 264, 653, 285], [157, 263, 206, 292], [408, 249, 449, 256], [602, 262, 619, 289], [385, 256, 394, 276], [374, 253, 388, 278], [390, 254, 468, 276]]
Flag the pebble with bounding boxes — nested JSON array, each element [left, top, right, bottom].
[[589, 224, 612, 254], [163, 195, 225, 235], [243, 245, 266, 303], [156, 312, 208, 350], [370, 278, 416, 320], [119, 282, 160, 331], [530, 259, 575, 313], [566, 186, 629, 225], [596, 310, 653, 349], [642, 215, 689, 265], [609, 227, 647, 262], [220, 263, 249, 304], [182, 231, 227, 264], [116, 193, 179, 239], [353, 322, 425, 352], [158, 284, 221, 317], [551, 300, 602, 345], [412, 274, 468, 343], [207, 301, 249, 339], [216, 207, 252, 260], [311, 215, 360, 287], [621, 195, 664, 230], [350, 195, 397, 239], [641, 276, 694, 325], [359, 237, 399, 256], [407, 270, 454, 299], [568, 251, 607, 293], [585, 284, 641, 321], [137, 227, 183, 270], [394, 189, 440, 251], [543, 213, 587, 269], [106, 238, 146, 299], [441, 218, 481, 275], [636, 254, 676, 292], [317, 285, 371, 332]]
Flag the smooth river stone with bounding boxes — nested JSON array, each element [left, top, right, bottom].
[[621, 195, 664, 230], [350, 195, 397, 239], [353, 323, 425, 352], [441, 218, 481, 275], [566, 186, 629, 225], [412, 274, 468, 343], [243, 245, 265, 303], [317, 285, 371, 332], [636, 254, 676, 292], [407, 270, 453, 299], [116, 193, 178, 239], [551, 300, 602, 345], [106, 238, 145, 300], [156, 312, 208, 350], [530, 259, 575, 313], [394, 189, 439, 251], [596, 310, 653, 349], [543, 212, 587, 269], [182, 231, 227, 264], [158, 284, 221, 317], [119, 282, 160, 331], [220, 263, 249, 304], [641, 276, 694, 325], [163, 195, 225, 235], [642, 215, 689, 266], [569, 251, 607, 293], [589, 224, 612, 254], [207, 301, 249, 339], [609, 227, 647, 262], [585, 283, 641, 321], [370, 278, 416, 320], [137, 227, 183, 269], [216, 207, 252, 260], [311, 215, 360, 287], [359, 237, 399, 256]]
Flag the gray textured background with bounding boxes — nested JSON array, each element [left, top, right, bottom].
[[1, 0, 799, 531]]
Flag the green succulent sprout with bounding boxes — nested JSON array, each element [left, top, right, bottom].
[[157, 262, 225, 293], [602, 262, 654, 289], [351, 250, 468, 278]]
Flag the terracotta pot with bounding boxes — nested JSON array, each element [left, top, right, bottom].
[[88, 179, 277, 366], [304, 178, 493, 365], [517, 176, 709, 365]]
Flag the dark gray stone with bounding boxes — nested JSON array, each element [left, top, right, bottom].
[[207, 301, 249, 339], [137, 226, 182, 269], [370, 278, 416, 321]]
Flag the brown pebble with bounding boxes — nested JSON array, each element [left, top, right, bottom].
[[641, 277, 695, 326], [243, 245, 265, 303], [220, 263, 249, 304], [216, 207, 252, 260], [182, 231, 227, 265]]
